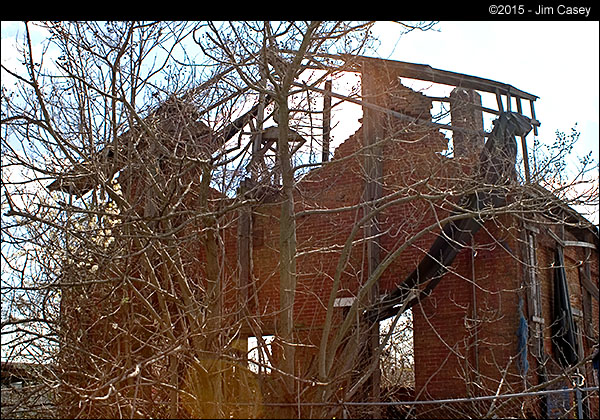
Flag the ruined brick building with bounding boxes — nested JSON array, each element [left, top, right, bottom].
[[50, 56, 599, 418]]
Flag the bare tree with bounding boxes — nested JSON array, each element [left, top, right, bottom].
[[1, 20, 253, 418], [2, 20, 597, 420]]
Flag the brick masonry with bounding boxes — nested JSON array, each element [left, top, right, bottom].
[[60, 73, 599, 417], [240, 78, 599, 411]]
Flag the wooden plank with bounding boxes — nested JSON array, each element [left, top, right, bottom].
[[516, 97, 531, 181], [360, 61, 384, 271], [424, 95, 541, 129], [547, 228, 596, 249], [333, 297, 356, 307], [495, 88, 504, 112], [520, 134, 531, 184], [353, 55, 539, 101], [563, 240, 597, 249], [295, 82, 490, 137], [360, 61, 383, 408], [532, 315, 545, 324], [529, 100, 539, 136], [290, 49, 540, 99], [237, 181, 253, 319], [322, 79, 332, 162], [523, 223, 540, 234]]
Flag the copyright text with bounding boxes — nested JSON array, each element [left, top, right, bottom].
[[488, 4, 591, 17]]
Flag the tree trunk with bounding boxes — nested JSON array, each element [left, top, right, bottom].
[[277, 96, 297, 394]]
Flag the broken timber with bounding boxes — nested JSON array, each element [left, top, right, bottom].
[[47, 99, 269, 196], [365, 112, 533, 323]]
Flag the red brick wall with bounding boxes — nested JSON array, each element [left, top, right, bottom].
[[412, 214, 524, 399], [64, 73, 598, 416], [242, 76, 599, 409]]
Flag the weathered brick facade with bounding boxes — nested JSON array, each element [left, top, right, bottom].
[[235, 76, 599, 416], [58, 60, 599, 418]]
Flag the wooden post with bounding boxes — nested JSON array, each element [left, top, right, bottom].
[[495, 88, 504, 113], [322, 79, 332, 163], [237, 180, 253, 323], [529, 100, 539, 136], [251, 91, 267, 181], [516, 98, 531, 183], [360, 59, 383, 412]]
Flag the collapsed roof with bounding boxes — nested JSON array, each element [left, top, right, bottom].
[[47, 54, 541, 197]]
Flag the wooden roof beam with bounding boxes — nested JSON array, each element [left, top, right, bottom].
[[346, 55, 539, 101]]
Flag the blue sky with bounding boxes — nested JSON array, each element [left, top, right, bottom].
[[2, 21, 598, 214], [3, 21, 597, 161]]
